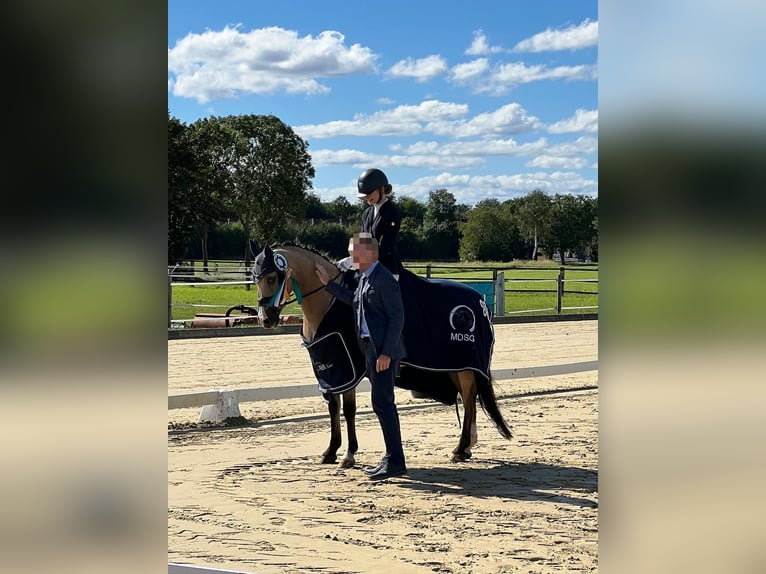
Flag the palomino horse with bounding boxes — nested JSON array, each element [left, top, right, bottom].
[[252, 242, 512, 467]]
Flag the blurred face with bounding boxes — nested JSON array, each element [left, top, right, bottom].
[[363, 188, 381, 206], [349, 239, 377, 270]]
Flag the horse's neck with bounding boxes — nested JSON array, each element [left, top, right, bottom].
[[281, 247, 334, 341]]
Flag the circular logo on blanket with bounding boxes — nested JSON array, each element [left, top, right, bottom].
[[449, 305, 476, 333], [273, 252, 288, 272]]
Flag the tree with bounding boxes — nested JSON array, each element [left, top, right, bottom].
[[459, 199, 520, 261], [397, 195, 426, 221], [305, 193, 327, 220], [185, 117, 243, 271], [295, 221, 354, 258], [421, 189, 460, 260], [516, 189, 552, 260], [585, 197, 598, 262], [398, 216, 424, 260], [168, 114, 197, 263], [328, 195, 356, 224], [548, 194, 594, 264], [221, 114, 315, 267]]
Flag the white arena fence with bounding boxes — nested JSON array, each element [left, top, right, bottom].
[[168, 360, 598, 423]]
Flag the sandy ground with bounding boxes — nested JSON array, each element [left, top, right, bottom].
[[169, 320, 598, 573]]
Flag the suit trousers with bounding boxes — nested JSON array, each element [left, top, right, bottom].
[[362, 340, 405, 466]]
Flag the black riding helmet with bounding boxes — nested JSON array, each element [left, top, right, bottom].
[[357, 168, 388, 196]]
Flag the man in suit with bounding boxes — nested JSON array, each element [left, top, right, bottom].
[[315, 232, 407, 480]]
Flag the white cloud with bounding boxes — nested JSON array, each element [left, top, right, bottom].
[[295, 99, 469, 138], [388, 154, 482, 169], [452, 137, 548, 156], [429, 103, 540, 137], [310, 133, 595, 183], [524, 135, 597, 170], [310, 148, 481, 170], [387, 55, 448, 82], [400, 137, 548, 158], [465, 30, 504, 55], [526, 156, 590, 169], [300, 100, 541, 140], [547, 109, 598, 133], [167, 25, 377, 102], [484, 62, 597, 92], [312, 169, 597, 204], [400, 171, 597, 203], [547, 136, 598, 156], [513, 19, 598, 53], [449, 60, 597, 95], [449, 58, 490, 84], [310, 149, 374, 165]]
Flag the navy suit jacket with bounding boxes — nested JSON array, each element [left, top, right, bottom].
[[361, 200, 402, 275], [325, 263, 406, 360]]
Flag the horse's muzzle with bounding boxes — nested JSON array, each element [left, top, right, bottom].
[[259, 305, 281, 328]]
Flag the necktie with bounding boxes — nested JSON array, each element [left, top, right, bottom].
[[357, 274, 367, 335]]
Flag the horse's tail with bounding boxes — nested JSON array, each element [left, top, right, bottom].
[[477, 370, 513, 439]]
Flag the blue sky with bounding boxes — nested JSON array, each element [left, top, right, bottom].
[[168, 0, 598, 206]]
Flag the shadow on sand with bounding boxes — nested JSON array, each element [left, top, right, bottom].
[[393, 459, 597, 508]]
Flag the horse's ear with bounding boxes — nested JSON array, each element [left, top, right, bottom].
[[249, 239, 260, 258]]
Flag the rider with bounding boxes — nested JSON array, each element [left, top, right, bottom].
[[356, 168, 403, 279]]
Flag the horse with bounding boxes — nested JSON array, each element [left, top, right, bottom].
[[252, 242, 513, 467]]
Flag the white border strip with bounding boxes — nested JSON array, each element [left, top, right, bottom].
[[169, 564, 254, 574], [168, 360, 597, 409]]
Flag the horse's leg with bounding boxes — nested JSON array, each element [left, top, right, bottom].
[[321, 393, 342, 464], [338, 389, 358, 469], [450, 371, 478, 462]]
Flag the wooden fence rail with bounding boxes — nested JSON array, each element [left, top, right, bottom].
[[167, 265, 597, 327]]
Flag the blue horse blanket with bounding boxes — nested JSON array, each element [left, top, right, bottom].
[[301, 273, 366, 395], [303, 269, 495, 405]]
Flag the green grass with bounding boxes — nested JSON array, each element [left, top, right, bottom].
[[169, 260, 598, 324], [404, 261, 598, 317]]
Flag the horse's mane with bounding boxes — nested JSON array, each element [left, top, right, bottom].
[[274, 240, 336, 267]]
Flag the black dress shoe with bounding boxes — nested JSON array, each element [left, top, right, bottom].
[[363, 462, 385, 476], [367, 465, 407, 481]]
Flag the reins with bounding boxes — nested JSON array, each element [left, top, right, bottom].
[[281, 270, 342, 306], [260, 266, 342, 309]]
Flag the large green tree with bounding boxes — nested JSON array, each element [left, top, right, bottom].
[[168, 114, 196, 263], [397, 195, 426, 221], [459, 199, 520, 261], [304, 193, 328, 220], [548, 194, 596, 264], [221, 114, 315, 266], [327, 195, 356, 224], [185, 117, 244, 271], [516, 189, 552, 260], [421, 188, 460, 260]]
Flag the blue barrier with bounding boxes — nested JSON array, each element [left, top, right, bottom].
[[462, 281, 496, 314]]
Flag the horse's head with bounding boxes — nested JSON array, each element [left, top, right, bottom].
[[252, 244, 290, 328]]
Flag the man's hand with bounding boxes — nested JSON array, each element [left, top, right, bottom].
[[315, 263, 330, 285], [376, 354, 391, 372]]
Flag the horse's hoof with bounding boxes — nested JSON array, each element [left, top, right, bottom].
[[338, 458, 355, 469], [450, 451, 472, 463], [320, 455, 338, 464]]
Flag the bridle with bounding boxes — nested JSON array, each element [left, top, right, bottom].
[[254, 251, 342, 311], [255, 273, 340, 309]]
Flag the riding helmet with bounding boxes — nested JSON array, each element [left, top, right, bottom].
[[357, 168, 388, 196]]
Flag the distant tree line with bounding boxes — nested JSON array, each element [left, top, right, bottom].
[[169, 113, 597, 266]]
